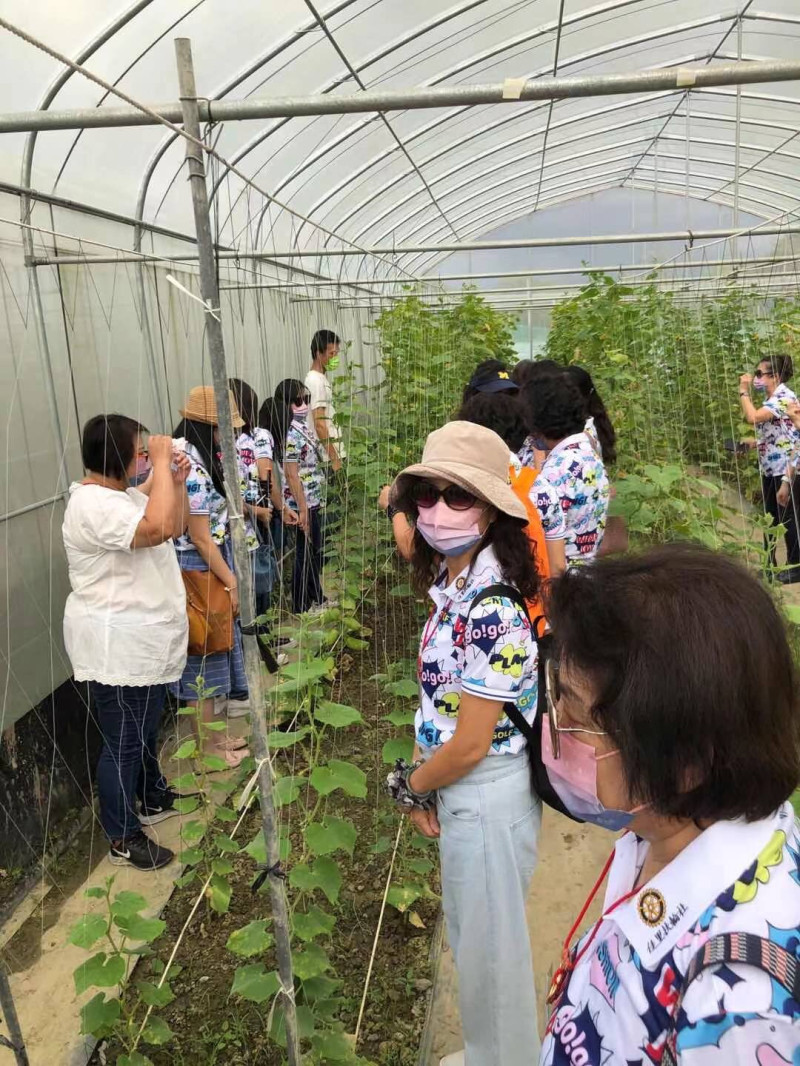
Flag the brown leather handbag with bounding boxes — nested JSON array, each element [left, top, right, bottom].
[[181, 569, 235, 656]]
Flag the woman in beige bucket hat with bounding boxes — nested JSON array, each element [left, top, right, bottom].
[[386, 421, 544, 1066], [170, 385, 253, 769]]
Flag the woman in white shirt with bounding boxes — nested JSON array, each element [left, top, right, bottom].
[[62, 415, 190, 871]]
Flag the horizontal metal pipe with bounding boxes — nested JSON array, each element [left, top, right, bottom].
[[1, 60, 800, 133], [0, 492, 68, 524], [220, 254, 800, 289]]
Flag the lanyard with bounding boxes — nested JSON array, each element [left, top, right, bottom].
[[417, 596, 453, 677], [545, 847, 639, 1027]]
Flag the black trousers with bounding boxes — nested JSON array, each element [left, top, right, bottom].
[[761, 474, 800, 568]]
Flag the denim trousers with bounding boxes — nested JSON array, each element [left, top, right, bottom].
[[437, 753, 542, 1066], [90, 682, 169, 841]]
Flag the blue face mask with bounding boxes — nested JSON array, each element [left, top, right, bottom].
[[753, 378, 768, 392]]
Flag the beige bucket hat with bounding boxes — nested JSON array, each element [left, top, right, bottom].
[[392, 420, 527, 521], [180, 385, 244, 428]]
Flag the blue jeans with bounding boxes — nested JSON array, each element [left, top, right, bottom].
[[437, 753, 542, 1065], [90, 682, 169, 841]]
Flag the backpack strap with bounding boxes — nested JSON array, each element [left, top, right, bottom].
[[661, 932, 800, 1066]]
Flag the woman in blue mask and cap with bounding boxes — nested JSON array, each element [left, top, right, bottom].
[[386, 420, 543, 1066], [539, 543, 800, 1066]]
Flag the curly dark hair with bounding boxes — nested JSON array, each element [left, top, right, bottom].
[[566, 365, 617, 464], [394, 479, 540, 603], [511, 358, 559, 388], [522, 367, 586, 441], [456, 392, 528, 453]]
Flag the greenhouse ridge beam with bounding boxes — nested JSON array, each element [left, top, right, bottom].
[[1, 60, 800, 133]]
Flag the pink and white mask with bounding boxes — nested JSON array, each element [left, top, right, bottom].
[[416, 499, 485, 557]]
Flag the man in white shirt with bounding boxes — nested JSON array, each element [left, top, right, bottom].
[[305, 329, 345, 472]]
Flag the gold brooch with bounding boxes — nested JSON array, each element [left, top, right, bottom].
[[637, 888, 666, 927]]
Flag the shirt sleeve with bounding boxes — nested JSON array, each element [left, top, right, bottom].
[[763, 392, 786, 419], [461, 595, 534, 702], [75, 491, 143, 553], [253, 428, 274, 462], [284, 428, 300, 464], [305, 371, 328, 413], [532, 477, 567, 540], [677, 1011, 800, 1064], [185, 461, 212, 516]]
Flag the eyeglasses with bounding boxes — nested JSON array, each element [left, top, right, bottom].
[[754, 368, 775, 379], [409, 480, 480, 511], [545, 657, 608, 759]]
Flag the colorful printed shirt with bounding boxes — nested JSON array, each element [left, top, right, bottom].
[[174, 439, 258, 552], [518, 435, 540, 469], [283, 418, 326, 512], [535, 432, 610, 563], [584, 416, 601, 457], [756, 384, 800, 477], [540, 801, 800, 1066], [414, 546, 538, 757]]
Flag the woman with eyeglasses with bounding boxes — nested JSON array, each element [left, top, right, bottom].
[[539, 543, 800, 1066], [273, 378, 329, 614], [386, 421, 543, 1066], [739, 354, 800, 583]]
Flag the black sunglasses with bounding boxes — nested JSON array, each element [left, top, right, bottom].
[[754, 368, 774, 379], [409, 480, 479, 511]]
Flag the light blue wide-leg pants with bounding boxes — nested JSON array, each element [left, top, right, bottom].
[[437, 753, 542, 1066]]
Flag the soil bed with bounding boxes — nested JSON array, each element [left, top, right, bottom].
[[99, 582, 438, 1066]]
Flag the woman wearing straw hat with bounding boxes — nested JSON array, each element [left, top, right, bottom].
[[386, 421, 543, 1066], [172, 385, 253, 769]]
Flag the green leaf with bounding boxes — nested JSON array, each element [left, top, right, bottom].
[[385, 679, 418, 698], [305, 816, 357, 857], [301, 974, 343, 1000], [84, 886, 106, 900], [311, 1030, 355, 1061], [201, 753, 230, 772], [369, 835, 392, 855], [79, 993, 120, 1038], [231, 964, 280, 1003], [111, 891, 148, 918], [175, 870, 197, 889], [208, 873, 232, 914], [215, 805, 237, 822], [180, 820, 205, 844], [274, 775, 303, 807], [310, 760, 367, 799], [212, 857, 234, 876], [173, 739, 197, 760], [292, 942, 331, 981], [74, 952, 126, 995], [173, 797, 200, 815], [170, 772, 198, 790], [389, 582, 413, 598], [292, 905, 335, 943], [114, 914, 166, 944], [201, 720, 227, 732], [785, 604, 800, 624], [314, 700, 363, 728], [213, 832, 239, 854], [406, 857, 434, 876], [386, 882, 424, 913], [68, 914, 108, 949], [383, 707, 416, 727], [142, 1016, 174, 1046], [242, 829, 291, 866], [382, 736, 414, 764], [268, 728, 310, 749], [118, 1054, 154, 1066], [226, 919, 273, 958], [289, 856, 342, 904], [136, 980, 175, 1007]]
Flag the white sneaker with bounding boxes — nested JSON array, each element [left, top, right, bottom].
[[276, 652, 289, 667], [440, 1053, 465, 1066], [227, 699, 251, 719], [213, 696, 228, 717]]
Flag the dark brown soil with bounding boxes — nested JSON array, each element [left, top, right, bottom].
[[99, 579, 439, 1066]]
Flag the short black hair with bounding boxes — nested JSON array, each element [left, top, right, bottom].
[[511, 358, 559, 388], [546, 543, 800, 823], [760, 353, 793, 382], [311, 330, 340, 359], [457, 392, 528, 453], [81, 414, 145, 480], [522, 367, 586, 440]]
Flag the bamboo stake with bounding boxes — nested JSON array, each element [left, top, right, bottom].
[[0, 967, 29, 1066], [173, 37, 300, 1065]]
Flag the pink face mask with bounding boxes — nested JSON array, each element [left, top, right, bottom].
[[416, 499, 484, 557], [292, 403, 309, 420], [542, 717, 642, 831]]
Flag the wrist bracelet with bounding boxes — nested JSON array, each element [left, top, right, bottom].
[[386, 758, 436, 811], [386, 503, 399, 521], [781, 476, 792, 485]]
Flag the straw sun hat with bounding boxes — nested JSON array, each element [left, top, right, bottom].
[[180, 385, 244, 428], [392, 421, 527, 521]]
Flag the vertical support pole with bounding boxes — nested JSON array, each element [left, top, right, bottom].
[[733, 13, 743, 261], [173, 38, 300, 1066], [0, 967, 30, 1066]]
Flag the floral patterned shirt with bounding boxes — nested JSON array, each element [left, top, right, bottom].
[[540, 801, 800, 1066], [174, 439, 258, 552], [535, 432, 610, 564], [518, 435, 540, 469], [756, 384, 800, 477], [283, 418, 326, 512], [414, 546, 538, 757]]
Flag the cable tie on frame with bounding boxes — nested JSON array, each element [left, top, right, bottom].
[[252, 861, 287, 893], [502, 77, 527, 100]]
